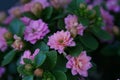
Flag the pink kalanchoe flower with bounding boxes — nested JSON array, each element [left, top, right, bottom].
[[65, 15, 85, 36], [24, 19, 49, 44], [65, 14, 78, 29], [47, 30, 76, 54], [0, 27, 8, 52], [66, 51, 92, 77], [20, 49, 40, 64], [106, 0, 120, 12], [20, 17, 31, 25]]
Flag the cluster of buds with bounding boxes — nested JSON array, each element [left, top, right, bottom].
[[12, 35, 24, 51]]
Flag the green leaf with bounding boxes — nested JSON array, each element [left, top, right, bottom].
[[54, 55, 67, 72], [66, 43, 83, 57], [17, 65, 26, 75], [23, 58, 32, 64], [42, 51, 57, 70], [33, 41, 49, 51], [22, 12, 38, 20], [91, 27, 112, 40], [58, 19, 65, 30], [22, 75, 34, 80], [53, 71, 67, 80], [79, 33, 99, 50], [9, 18, 25, 37], [42, 7, 53, 20], [68, 0, 85, 10], [43, 71, 56, 80], [2, 50, 16, 66], [66, 70, 78, 80], [34, 51, 46, 67]]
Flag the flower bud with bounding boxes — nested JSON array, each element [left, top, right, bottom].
[[113, 26, 119, 35], [25, 64, 33, 71], [69, 27, 78, 38], [79, 3, 86, 9], [0, 12, 6, 22], [50, 0, 71, 9], [20, 0, 31, 4], [4, 32, 12, 40], [12, 35, 24, 51], [31, 2, 43, 16], [9, 7, 22, 18], [34, 68, 43, 77]]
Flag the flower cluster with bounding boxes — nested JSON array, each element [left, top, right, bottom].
[[65, 15, 85, 37], [0, 0, 119, 80], [66, 51, 92, 77], [24, 19, 49, 44]]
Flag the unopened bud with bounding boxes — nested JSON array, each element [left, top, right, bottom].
[[0, 11, 6, 22], [34, 68, 43, 77], [80, 3, 86, 9], [9, 7, 22, 18], [12, 35, 24, 50], [25, 64, 33, 71], [20, 0, 31, 4], [4, 32, 12, 40], [31, 2, 43, 16], [113, 26, 119, 35], [69, 27, 78, 38]]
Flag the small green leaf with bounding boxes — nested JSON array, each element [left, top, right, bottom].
[[17, 65, 26, 75], [66, 43, 83, 57], [42, 7, 53, 20], [79, 33, 99, 50], [22, 12, 38, 20], [9, 18, 25, 37], [42, 51, 57, 70], [33, 41, 49, 51], [53, 71, 67, 80], [91, 27, 112, 40], [23, 58, 32, 64], [34, 51, 46, 67], [2, 50, 16, 66], [22, 75, 34, 80], [43, 71, 56, 80]]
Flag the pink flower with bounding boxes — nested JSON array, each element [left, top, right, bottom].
[[0, 67, 5, 78], [24, 19, 49, 44], [3, 16, 14, 24], [20, 17, 31, 25], [64, 15, 85, 36], [47, 30, 76, 54], [20, 49, 40, 64], [65, 15, 78, 29], [66, 51, 92, 77], [0, 27, 8, 52]]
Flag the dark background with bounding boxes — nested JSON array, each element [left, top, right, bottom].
[[0, 0, 17, 12]]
